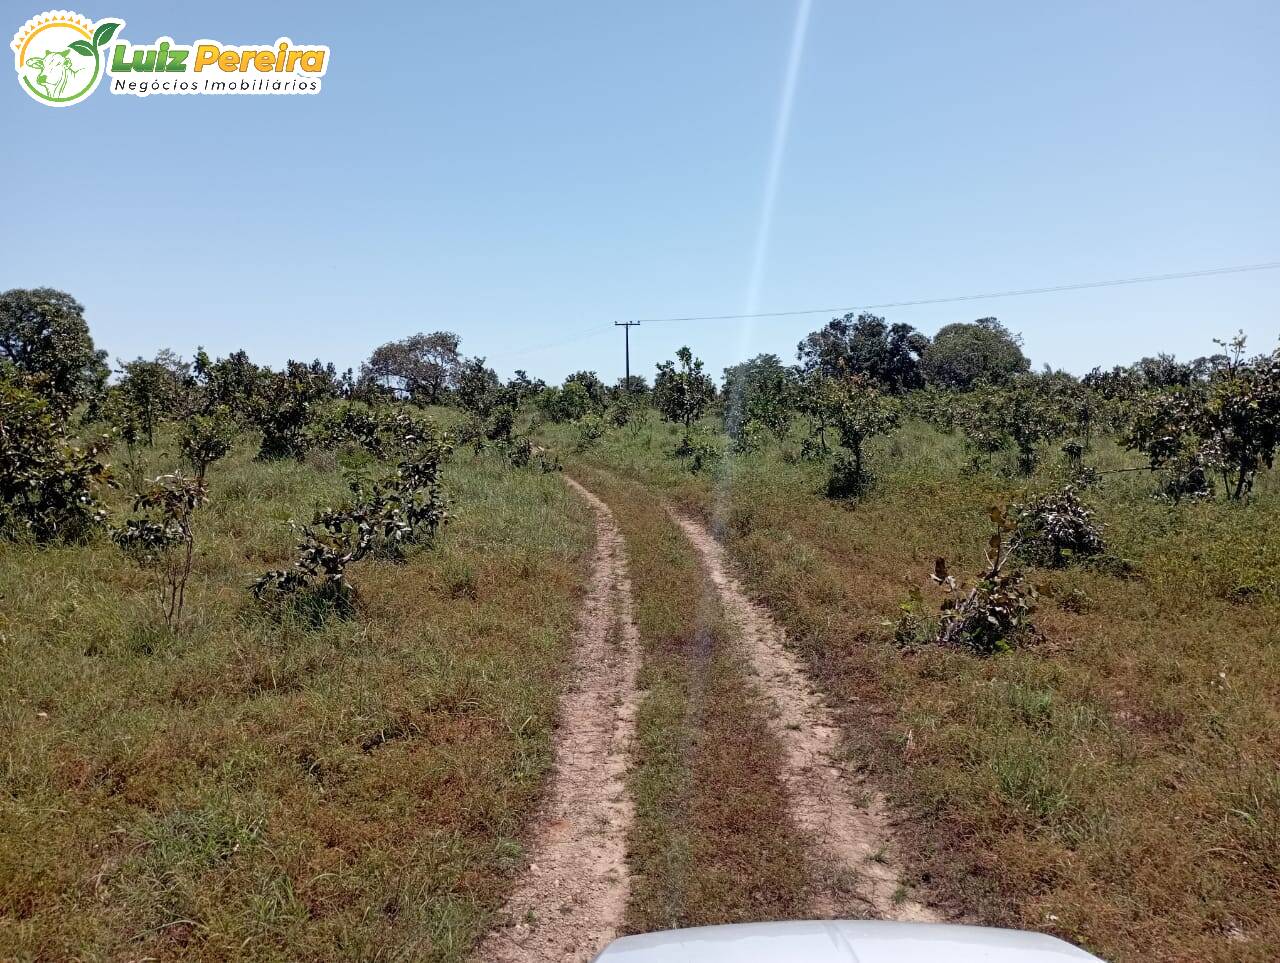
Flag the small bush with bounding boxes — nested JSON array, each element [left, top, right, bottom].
[[180, 407, 235, 481], [573, 414, 607, 452], [113, 473, 206, 631], [254, 437, 451, 619], [1015, 484, 1105, 568], [827, 452, 875, 499], [503, 436, 560, 472], [672, 430, 720, 473], [932, 508, 1040, 654]]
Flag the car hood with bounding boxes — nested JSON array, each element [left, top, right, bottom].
[[594, 921, 1105, 963]]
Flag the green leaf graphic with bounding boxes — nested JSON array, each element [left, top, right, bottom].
[[69, 39, 94, 57], [92, 21, 119, 48]]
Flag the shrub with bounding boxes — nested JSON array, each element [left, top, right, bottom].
[[606, 397, 636, 428], [112, 473, 206, 631], [827, 451, 875, 498], [456, 356, 500, 417], [535, 382, 592, 423], [253, 435, 451, 618], [729, 418, 765, 455], [502, 436, 561, 472], [1015, 485, 1105, 568], [672, 429, 720, 473], [309, 403, 442, 460], [112, 352, 195, 446], [253, 361, 335, 460], [0, 377, 112, 542], [487, 404, 517, 443], [1123, 337, 1280, 501], [1156, 453, 1214, 504], [722, 354, 797, 440], [573, 413, 607, 452], [953, 379, 1072, 474], [180, 407, 236, 482], [932, 507, 1040, 654]]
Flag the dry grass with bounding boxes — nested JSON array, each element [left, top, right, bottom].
[[567, 464, 813, 932], [557, 415, 1280, 963], [0, 431, 593, 961]]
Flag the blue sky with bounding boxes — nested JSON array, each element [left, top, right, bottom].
[[2, 1, 1277, 385]]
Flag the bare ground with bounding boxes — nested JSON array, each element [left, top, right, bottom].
[[670, 509, 941, 923], [472, 478, 641, 962]]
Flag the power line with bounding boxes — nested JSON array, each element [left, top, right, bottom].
[[628, 260, 1280, 325], [504, 323, 614, 360]]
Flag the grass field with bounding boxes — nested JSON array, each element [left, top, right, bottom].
[[548, 413, 1280, 963], [0, 428, 594, 961], [4, 383, 1278, 962]]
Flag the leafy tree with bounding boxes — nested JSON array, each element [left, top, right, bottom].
[[361, 331, 462, 403], [111, 351, 195, 445], [193, 348, 264, 418], [797, 313, 928, 392], [953, 377, 1072, 474], [653, 346, 716, 430], [806, 374, 900, 497], [722, 353, 797, 441], [506, 369, 546, 402], [614, 374, 649, 398], [0, 375, 112, 542], [535, 382, 592, 423], [0, 287, 108, 414], [456, 356, 500, 417], [254, 360, 336, 460], [1124, 336, 1280, 500], [180, 407, 236, 482], [564, 370, 608, 409], [921, 317, 1030, 389]]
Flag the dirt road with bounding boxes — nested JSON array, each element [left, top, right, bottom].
[[670, 508, 939, 922]]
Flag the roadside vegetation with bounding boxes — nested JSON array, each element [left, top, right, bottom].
[[3, 285, 1278, 962], [541, 317, 1280, 963], [0, 290, 594, 960]]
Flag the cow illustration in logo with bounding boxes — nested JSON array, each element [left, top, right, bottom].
[[26, 48, 81, 97], [11, 11, 122, 106]]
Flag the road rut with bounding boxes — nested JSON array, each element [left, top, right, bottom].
[[671, 509, 940, 922], [473, 478, 641, 962]]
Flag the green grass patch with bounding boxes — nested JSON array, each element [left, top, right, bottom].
[[0, 432, 592, 961], [551, 413, 1280, 962]]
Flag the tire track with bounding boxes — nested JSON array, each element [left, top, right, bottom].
[[670, 509, 941, 923], [473, 477, 640, 962]]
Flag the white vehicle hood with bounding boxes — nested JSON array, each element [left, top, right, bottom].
[[594, 921, 1105, 963]]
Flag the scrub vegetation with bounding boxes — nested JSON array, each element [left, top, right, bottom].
[[541, 318, 1280, 963], [0, 291, 594, 960], [3, 286, 1278, 962]]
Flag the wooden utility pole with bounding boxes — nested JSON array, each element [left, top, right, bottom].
[[615, 321, 640, 389]]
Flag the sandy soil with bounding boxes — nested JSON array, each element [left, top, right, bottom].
[[671, 509, 941, 923], [472, 478, 641, 962]]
